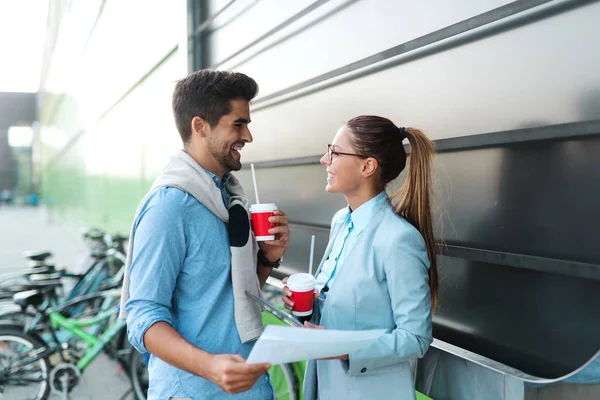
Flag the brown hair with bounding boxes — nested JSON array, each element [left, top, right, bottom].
[[346, 116, 438, 312], [172, 70, 259, 144]]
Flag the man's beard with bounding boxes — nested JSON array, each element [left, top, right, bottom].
[[208, 136, 242, 172], [215, 151, 242, 172]]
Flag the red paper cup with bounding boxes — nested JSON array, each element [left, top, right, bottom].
[[287, 273, 316, 317], [250, 203, 278, 241]]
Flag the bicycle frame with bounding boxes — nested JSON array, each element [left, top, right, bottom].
[[0, 292, 124, 388], [47, 307, 126, 371]]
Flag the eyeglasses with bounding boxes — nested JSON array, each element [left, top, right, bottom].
[[326, 144, 367, 164]]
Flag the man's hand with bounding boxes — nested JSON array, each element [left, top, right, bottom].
[[144, 323, 270, 394], [207, 354, 271, 394], [258, 210, 290, 262]]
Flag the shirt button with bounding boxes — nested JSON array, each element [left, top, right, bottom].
[[360, 367, 367, 373]]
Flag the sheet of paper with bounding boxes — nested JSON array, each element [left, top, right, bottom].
[[247, 325, 386, 365]]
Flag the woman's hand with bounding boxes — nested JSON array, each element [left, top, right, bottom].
[[281, 276, 319, 311], [281, 277, 294, 311], [303, 322, 349, 360]]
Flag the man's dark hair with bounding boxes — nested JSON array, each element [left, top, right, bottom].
[[172, 70, 259, 143]]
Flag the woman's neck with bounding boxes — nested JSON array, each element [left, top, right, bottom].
[[344, 184, 382, 212]]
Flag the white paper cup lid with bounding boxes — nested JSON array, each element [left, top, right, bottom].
[[249, 203, 278, 213], [287, 273, 316, 292]]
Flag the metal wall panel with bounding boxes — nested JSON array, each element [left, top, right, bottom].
[[207, 0, 320, 66], [230, 1, 600, 162], [211, 0, 514, 96], [437, 139, 600, 263], [436, 256, 600, 378]]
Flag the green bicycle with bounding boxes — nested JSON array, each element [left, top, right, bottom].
[[0, 289, 126, 400]]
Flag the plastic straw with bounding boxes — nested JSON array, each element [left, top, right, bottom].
[[250, 163, 260, 204], [309, 235, 315, 276]]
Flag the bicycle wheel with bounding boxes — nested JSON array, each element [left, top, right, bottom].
[[0, 325, 50, 400], [104, 323, 130, 363], [128, 349, 149, 400], [269, 363, 298, 400]]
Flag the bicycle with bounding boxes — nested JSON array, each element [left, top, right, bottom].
[[0, 227, 112, 288], [0, 232, 127, 324], [0, 228, 126, 299], [0, 288, 128, 400]]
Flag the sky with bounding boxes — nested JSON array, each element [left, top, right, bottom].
[[0, 0, 48, 93]]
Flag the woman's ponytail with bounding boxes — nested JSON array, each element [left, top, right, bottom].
[[390, 127, 438, 312]]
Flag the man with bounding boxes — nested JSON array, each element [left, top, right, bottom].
[[123, 70, 289, 399]]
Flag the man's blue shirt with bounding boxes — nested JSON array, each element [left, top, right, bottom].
[[126, 172, 273, 399]]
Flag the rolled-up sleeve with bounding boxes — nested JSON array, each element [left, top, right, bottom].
[[347, 230, 433, 375], [125, 190, 187, 354]]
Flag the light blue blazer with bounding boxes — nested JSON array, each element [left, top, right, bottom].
[[303, 199, 433, 400]]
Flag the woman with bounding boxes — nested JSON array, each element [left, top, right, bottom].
[[283, 115, 438, 400]]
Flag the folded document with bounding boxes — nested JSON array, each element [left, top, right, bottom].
[[247, 325, 386, 365]]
